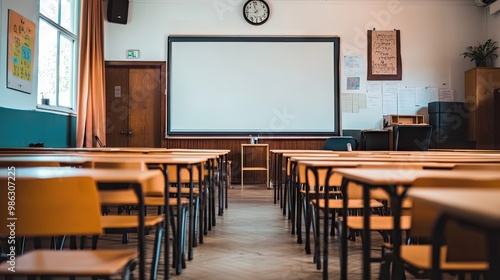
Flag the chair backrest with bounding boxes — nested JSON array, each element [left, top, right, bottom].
[[0, 161, 60, 168], [409, 177, 500, 238], [323, 136, 357, 151], [167, 164, 202, 184], [393, 125, 433, 151], [410, 198, 488, 262], [0, 177, 103, 237], [452, 163, 500, 171], [84, 160, 163, 196], [361, 130, 390, 151], [84, 161, 147, 170]]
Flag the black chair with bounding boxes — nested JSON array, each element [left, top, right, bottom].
[[323, 136, 357, 151], [393, 125, 433, 151], [361, 130, 390, 151]]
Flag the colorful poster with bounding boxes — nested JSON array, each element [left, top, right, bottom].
[[7, 9, 36, 94]]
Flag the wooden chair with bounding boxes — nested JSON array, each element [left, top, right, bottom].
[[84, 161, 188, 279], [301, 164, 385, 271], [342, 163, 422, 242], [379, 177, 500, 279], [165, 163, 203, 263], [0, 177, 138, 279]]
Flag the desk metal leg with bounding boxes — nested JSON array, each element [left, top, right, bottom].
[[391, 190, 405, 280], [341, 178, 349, 280], [278, 154, 283, 207], [132, 183, 146, 280], [218, 157, 223, 216], [225, 155, 229, 209], [162, 168, 170, 278], [176, 166, 183, 275], [362, 184, 371, 280], [488, 233, 500, 280], [187, 165, 194, 261]]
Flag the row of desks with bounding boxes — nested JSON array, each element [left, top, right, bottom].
[[269, 149, 500, 280], [0, 148, 230, 280]]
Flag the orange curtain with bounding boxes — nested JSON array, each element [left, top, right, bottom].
[[76, 0, 106, 148]]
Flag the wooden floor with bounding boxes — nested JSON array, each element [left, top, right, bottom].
[[7, 184, 458, 280]]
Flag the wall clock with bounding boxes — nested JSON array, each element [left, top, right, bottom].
[[243, 0, 270, 26]]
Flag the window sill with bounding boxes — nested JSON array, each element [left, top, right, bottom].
[[36, 104, 77, 116]]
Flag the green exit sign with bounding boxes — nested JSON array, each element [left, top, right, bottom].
[[127, 49, 139, 59]]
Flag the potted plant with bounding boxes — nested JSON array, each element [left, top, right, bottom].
[[461, 39, 498, 67]]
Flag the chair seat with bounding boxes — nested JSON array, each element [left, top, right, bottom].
[[344, 215, 412, 230], [300, 189, 342, 195], [311, 198, 384, 209], [169, 187, 200, 195], [370, 189, 413, 209], [0, 250, 137, 275], [101, 215, 164, 228], [401, 245, 488, 271], [99, 190, 141, 205], [99, 191, 188, 206], [145, 196, 189, 206]]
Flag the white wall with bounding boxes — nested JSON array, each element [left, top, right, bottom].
[[488, 3, 500, 67], [0, 0, 39, 110], [105, 0, 492, 130]]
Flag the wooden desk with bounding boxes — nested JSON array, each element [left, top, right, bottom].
[[408, 188, 500, 280], [270, 149, 336, 206], [241, 144, 269, 188], [0, 167, 161, 280], [1, 154, 208, 276], [80, 154, 208, 272], [332, 168, 500, 280]]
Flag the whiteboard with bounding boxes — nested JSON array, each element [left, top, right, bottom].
[[167, 36, 340, 136]]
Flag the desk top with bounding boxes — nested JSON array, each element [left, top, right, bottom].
[[291, 155, 500, 163], [408, 188, 500, 229], [298, 160, 455, 169], [331, 168, 500, 186], [1, 167, 162, 184], [0, 154, 209, 165], [271, 149, 335, 154], [166, 148, 231, 155]]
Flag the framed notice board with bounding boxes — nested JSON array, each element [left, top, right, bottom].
[[367, 30, 402, 80], [7, 9, 36, 94]]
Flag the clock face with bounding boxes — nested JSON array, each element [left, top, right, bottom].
[[243, 0, 270, 25]]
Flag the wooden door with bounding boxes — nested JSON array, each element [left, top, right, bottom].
[[105, 62, 165, 147], [105, 67, 130, 147]]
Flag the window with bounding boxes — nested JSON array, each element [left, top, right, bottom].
[[38, 0, 79, 111]]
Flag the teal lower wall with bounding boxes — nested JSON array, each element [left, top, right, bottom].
[[0, 107, 77, 148]]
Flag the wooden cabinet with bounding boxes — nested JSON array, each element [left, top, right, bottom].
[[241, 144, 269, 188], [464, 67, 500, 149]]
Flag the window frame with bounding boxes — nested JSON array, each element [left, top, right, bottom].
[[36, 0, 79, 114]]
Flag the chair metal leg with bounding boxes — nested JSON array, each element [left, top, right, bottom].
[[150, 223, 164, 280], [378, 249, 393, 280], [92, 235, 99, 250]]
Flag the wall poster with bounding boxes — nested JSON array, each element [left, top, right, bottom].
[[7, 9, 36, 94], [367, 30, 402, 80]]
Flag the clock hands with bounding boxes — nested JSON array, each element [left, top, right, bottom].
[[243, 0, 269, 25]]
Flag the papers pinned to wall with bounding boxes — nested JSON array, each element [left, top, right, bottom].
[[439, 88, 455, 101]]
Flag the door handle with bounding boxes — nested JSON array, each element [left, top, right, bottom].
[[128, 131, 133, 136], [120, 131, 133, 136]]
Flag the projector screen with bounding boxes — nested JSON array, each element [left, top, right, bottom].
[[167, 36, 340, 136]]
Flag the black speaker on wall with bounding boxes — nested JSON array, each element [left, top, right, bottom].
[[107, 0, 129, 24]]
